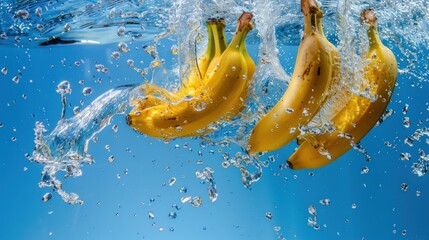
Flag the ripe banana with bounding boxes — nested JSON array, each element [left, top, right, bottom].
[[247, 0, 339, 153], [287, 9, 398, 170], [127, 12, 254, 139], [133, 18, 227, 110]]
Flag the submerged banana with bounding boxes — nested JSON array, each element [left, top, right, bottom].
[[127, 12, 255, 138], [247, 0, 339, 153], [287, 9, 398, 170]]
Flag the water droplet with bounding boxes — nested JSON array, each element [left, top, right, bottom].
[[351, 203, 357, 209], [117, 26, 126, 36], [118, 42, 129, 53], [42, 192, 52, 202], [416, 191, 421, 197], [108, 155, 115, 163], [168, 211, 177, 219], [319, 199, 331, 205], [15, 10, 29, 19], [231, 66, 237, 71], [193, 101, 207, 111], [404, 137, 414, 146], [127, 59, 134, 66], [170, 45, 178, 54], [273, 226, 281, 232], [403, 117, 411, 128], [360, 166, 370, 174], [308, 205, 317, 215], [111, 51, 120, 60], [64, 23, 71, 32], [401, 183, 409, 191], [180, 196, 191, 203], [179, 187, 187, 193], [112, 124, 118, 132], [12, 76, 20, 84], [11, 137, 17, 141], [402, 104, 409, 114], [1, 67, 7, 75], [148, 211, 155, 219], [402, 229, 407, 235], [222, 161, 230, 168], [36, 24, 44, 31], [35, 7, 42, 17], [190, 196, 202, 207], [82, 87, 93, 96], [168, 177, 176, 186], [56, 81, 71, 95], [265, 212, 273, 220], [400, 152, 411, 161]]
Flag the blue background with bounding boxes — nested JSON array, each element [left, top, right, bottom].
[[1, 19, 429, 240]]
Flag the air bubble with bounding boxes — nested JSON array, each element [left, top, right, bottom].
[[403, 117, 411, 128], [127, 59, 134, 66], [1, 67, 7, 75], [108, 155, 115, 163], [190, 196, 202, 207], [168, 177, 176, 186], [12, 76, 20, 84], [148, 211, 155, 219], [360, 166, 370, 174], [401, 183, 409, 191], [231, 66, 237, 71], [111, 52, 120, 60], [400, 152, 411, 161], [15, 10, 29, 19], [168, 211, 177, 219], [42, 193, 52, 202], [118, 42, 129, 53], [117, 26, 126, 36], [56, 81, 71, 95], [82, 87, 93, 96], [35, 7, 42, 17], [319, 199, 331, 205], [64, 23, 71, 32], [265, 212, 273, 220], [112, 124, 118, 132]]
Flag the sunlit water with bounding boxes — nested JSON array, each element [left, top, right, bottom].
[[1, 0, 429, 239]]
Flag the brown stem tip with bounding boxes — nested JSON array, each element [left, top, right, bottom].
[[238, 12, 253, 31], [301, 0, 320, 16], [361, 8, 378, 26]]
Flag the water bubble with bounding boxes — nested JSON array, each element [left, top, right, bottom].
[[117, 26, 126, 36], [351, 203, 357, 209], [402, 104, 409, 114], [193, 101, 207, 111], [168, 177, 176, 186], [319, 199, 331, 205], [108, 155, 115, 163], [15, 10, 29, 19], [400, 152, 411, 161], [168, 211, 177, 219], [118, 42, 129, 53], [74, 61, 81, 67], [180, 196, 191, 203], [126, 59, 134, 66], [403, 117, 411, 128], [111, 51, 120, 60], [404, 137, 414, 146], [222, 161, 230, 168], [82, 87, 93, 96], [64, 23, 71, 32], [401, 183, 409, 191], [265, 212, 273, 220], [231, 66, 237, 71], [148, 211, 155, 219], [302, 108, 310, 116], [105, 145, 110, 151], [78, 80, 84, 85], [402, 229, 407, 235], [36, 24, 44, 31], [35, 7, 42, 17], [112, 124, 118, 132], [12, 76, 20, 84], [1, 67, 7, 75], [241, 74, 247, 79], [179, 187, 187, 193], [360, 166, 370, 174], [73, 106, 80, 115], [170, 45, 178, 55], [273, 226, 281, 232], [308, 205, 317, 215], [416, 191, 421, 197], [56, 81, 71, 95], [190, 196, 202, 207], [42, 193, 52, 202]]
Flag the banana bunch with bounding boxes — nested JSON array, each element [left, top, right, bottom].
[[287, 9, 398, 170], [127, 12, 256, 139], [247, 0, 340, 153]]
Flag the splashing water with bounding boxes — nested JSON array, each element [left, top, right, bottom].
[[30, 84, 137, 204]]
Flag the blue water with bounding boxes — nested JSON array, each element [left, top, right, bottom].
[[1, 0, 429, 239]]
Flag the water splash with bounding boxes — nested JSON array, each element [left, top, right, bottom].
[[30, 84, 137, 204]]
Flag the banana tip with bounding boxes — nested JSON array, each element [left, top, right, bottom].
[[301, 0, 321, 16], [238, 12, 253, 30]]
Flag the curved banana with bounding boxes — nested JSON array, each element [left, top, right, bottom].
[[287, 9, 398, 170], [131, 18, 227, 111], [247, 0, 339, 153], [127, 12, 254, 139]]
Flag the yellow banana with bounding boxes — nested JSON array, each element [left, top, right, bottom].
[[287, 9, 398, 170], [247, 0, 339, 153], [132, 19, 227, 110], [127, 12, 254, 139]]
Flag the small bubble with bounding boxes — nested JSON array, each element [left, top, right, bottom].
[[180, 196, 191, 203], [108, 155, 115, 163], [351, 203, 357, 209], [404, 137, 414, 146], [400, 152, 411, 161], [1, 67, 7, 75], [231, 66, 237, 71], [15, 10, 29, 19], [42, 193, 52, 202], [402, 104, 409, 114], [360, 166, 370, 174], [56, 81, 71, 95], [403, 117, 411, 128], [416, 191, 421, 197], [111, 51, 120, 60], [12, 76, 20, 84], [35, 7, 42, 17], [118, 42, 129, 53], [11, 137, 17, 141], [170, 45, 178, 54], [401, 183, 408, 191], [319, 199, 331, 206], [126, 59, 134, 66], [402, 229, 407, 235], [168, 211, 177, 219], [273, 226, 281, 232], [190, 196, 202, 207], [112, 124, 118, 132], [73, 106, 80, 115], [36, 24, 44, 31], [74, 61, 81, 67], [179, 187, 187, 193], [64, 23, 71, 32], [82, 87, 93, 96], [148, 211, 155, 219], [168, 177, 176, 186], [265, 212, 273, 220], [117, 26, 126, 36]]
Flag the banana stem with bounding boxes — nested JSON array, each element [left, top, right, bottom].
[[361, 9, 382, 50], [301, 0, 322, 36], [230, 12, 253, 49]]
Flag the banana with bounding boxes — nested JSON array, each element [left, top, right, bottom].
[[132, 18, 227, 110], [127, 12, 254, 139], [287, 9, 398, 170], [247, 0, 339, 153]]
